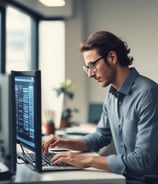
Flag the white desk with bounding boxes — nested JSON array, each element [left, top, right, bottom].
[[1, 163, 125, 184]]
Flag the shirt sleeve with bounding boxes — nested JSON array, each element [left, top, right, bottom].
[[82, 103, 112, 152], [107, 154, 126, 174]]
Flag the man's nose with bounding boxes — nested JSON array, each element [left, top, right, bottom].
[[88, 70, 95, 78]]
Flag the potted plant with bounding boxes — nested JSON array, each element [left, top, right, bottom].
[[42, 110, 55, 134], [60, 107, 79, 128], [53, 79, 78, 128]]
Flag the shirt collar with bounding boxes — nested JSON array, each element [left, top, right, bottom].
[[109, 67, 139, 98]]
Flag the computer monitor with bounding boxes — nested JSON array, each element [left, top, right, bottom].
[[11, 71, 80, 172], [11, 70, 42, 171], [88, 103, 103, 124], [0, 74, 16, 179]]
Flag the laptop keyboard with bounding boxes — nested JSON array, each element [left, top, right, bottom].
[[17, 152, 70, 167], [41, 152, 69, 166]]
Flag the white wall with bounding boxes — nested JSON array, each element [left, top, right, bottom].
[[65, 0, 158, 123], [64, 0, 88, 124]]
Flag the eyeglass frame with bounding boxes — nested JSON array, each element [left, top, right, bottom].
[[82, 55, 104, 74]]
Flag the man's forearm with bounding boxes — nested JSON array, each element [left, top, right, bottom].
[[84, 156, 110, 171], [63, 139, 88, 151], [61, 139, 110, 171]]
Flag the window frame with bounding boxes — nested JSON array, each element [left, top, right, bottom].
[[0, 6, 6, 73], [0, 3, 41, 73], [0, 1, 65, 74]]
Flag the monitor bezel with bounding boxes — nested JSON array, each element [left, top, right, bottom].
[[11, 70, 42, 171]]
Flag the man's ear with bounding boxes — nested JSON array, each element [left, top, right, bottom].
[[108, 50, 117, 64]]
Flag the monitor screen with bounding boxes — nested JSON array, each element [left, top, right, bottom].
[[0, 74, 16, 177], [11, 70, 41, 152]]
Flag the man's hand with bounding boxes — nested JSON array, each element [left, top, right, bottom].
[[42, 135, 88, 154], [42, 135, 66, 154], [52, 151, 92, 169], [51, 151, 110, 171]]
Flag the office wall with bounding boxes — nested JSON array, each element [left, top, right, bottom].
[[65, 0, 158, 123], [64, 0, 88, 124]]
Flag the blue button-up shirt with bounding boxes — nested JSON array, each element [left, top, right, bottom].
[[83, 68, 158, 180]]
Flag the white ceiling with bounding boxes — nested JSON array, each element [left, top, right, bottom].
[[8, 0, 74, 19]]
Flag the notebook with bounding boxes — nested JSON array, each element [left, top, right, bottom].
[[11, 70, 79, 172]]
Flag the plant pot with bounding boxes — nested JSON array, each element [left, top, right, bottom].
[[60, 120, 70, 128], [43, 123, 55, 134]]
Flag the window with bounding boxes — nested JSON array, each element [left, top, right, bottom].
[[39, 21, 65, 127], [6, 7, 32, 72], [5, 6, 65, 127]]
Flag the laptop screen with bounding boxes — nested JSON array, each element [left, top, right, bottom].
[[11, 70, 42, 171]]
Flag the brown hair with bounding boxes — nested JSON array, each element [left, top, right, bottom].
[[80, 31, 133, 67]]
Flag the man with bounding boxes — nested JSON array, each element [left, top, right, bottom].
[[42, 31, 158, 184]]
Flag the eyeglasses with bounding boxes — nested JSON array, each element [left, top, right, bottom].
[[82, 55, 104, 74]]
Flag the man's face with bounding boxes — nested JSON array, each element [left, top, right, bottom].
[[83, 49, 117, 88]]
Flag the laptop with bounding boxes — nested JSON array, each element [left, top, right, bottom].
[[11, 70, 79, 172]]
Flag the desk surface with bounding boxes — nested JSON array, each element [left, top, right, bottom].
[[1, 163, 125, 184]]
